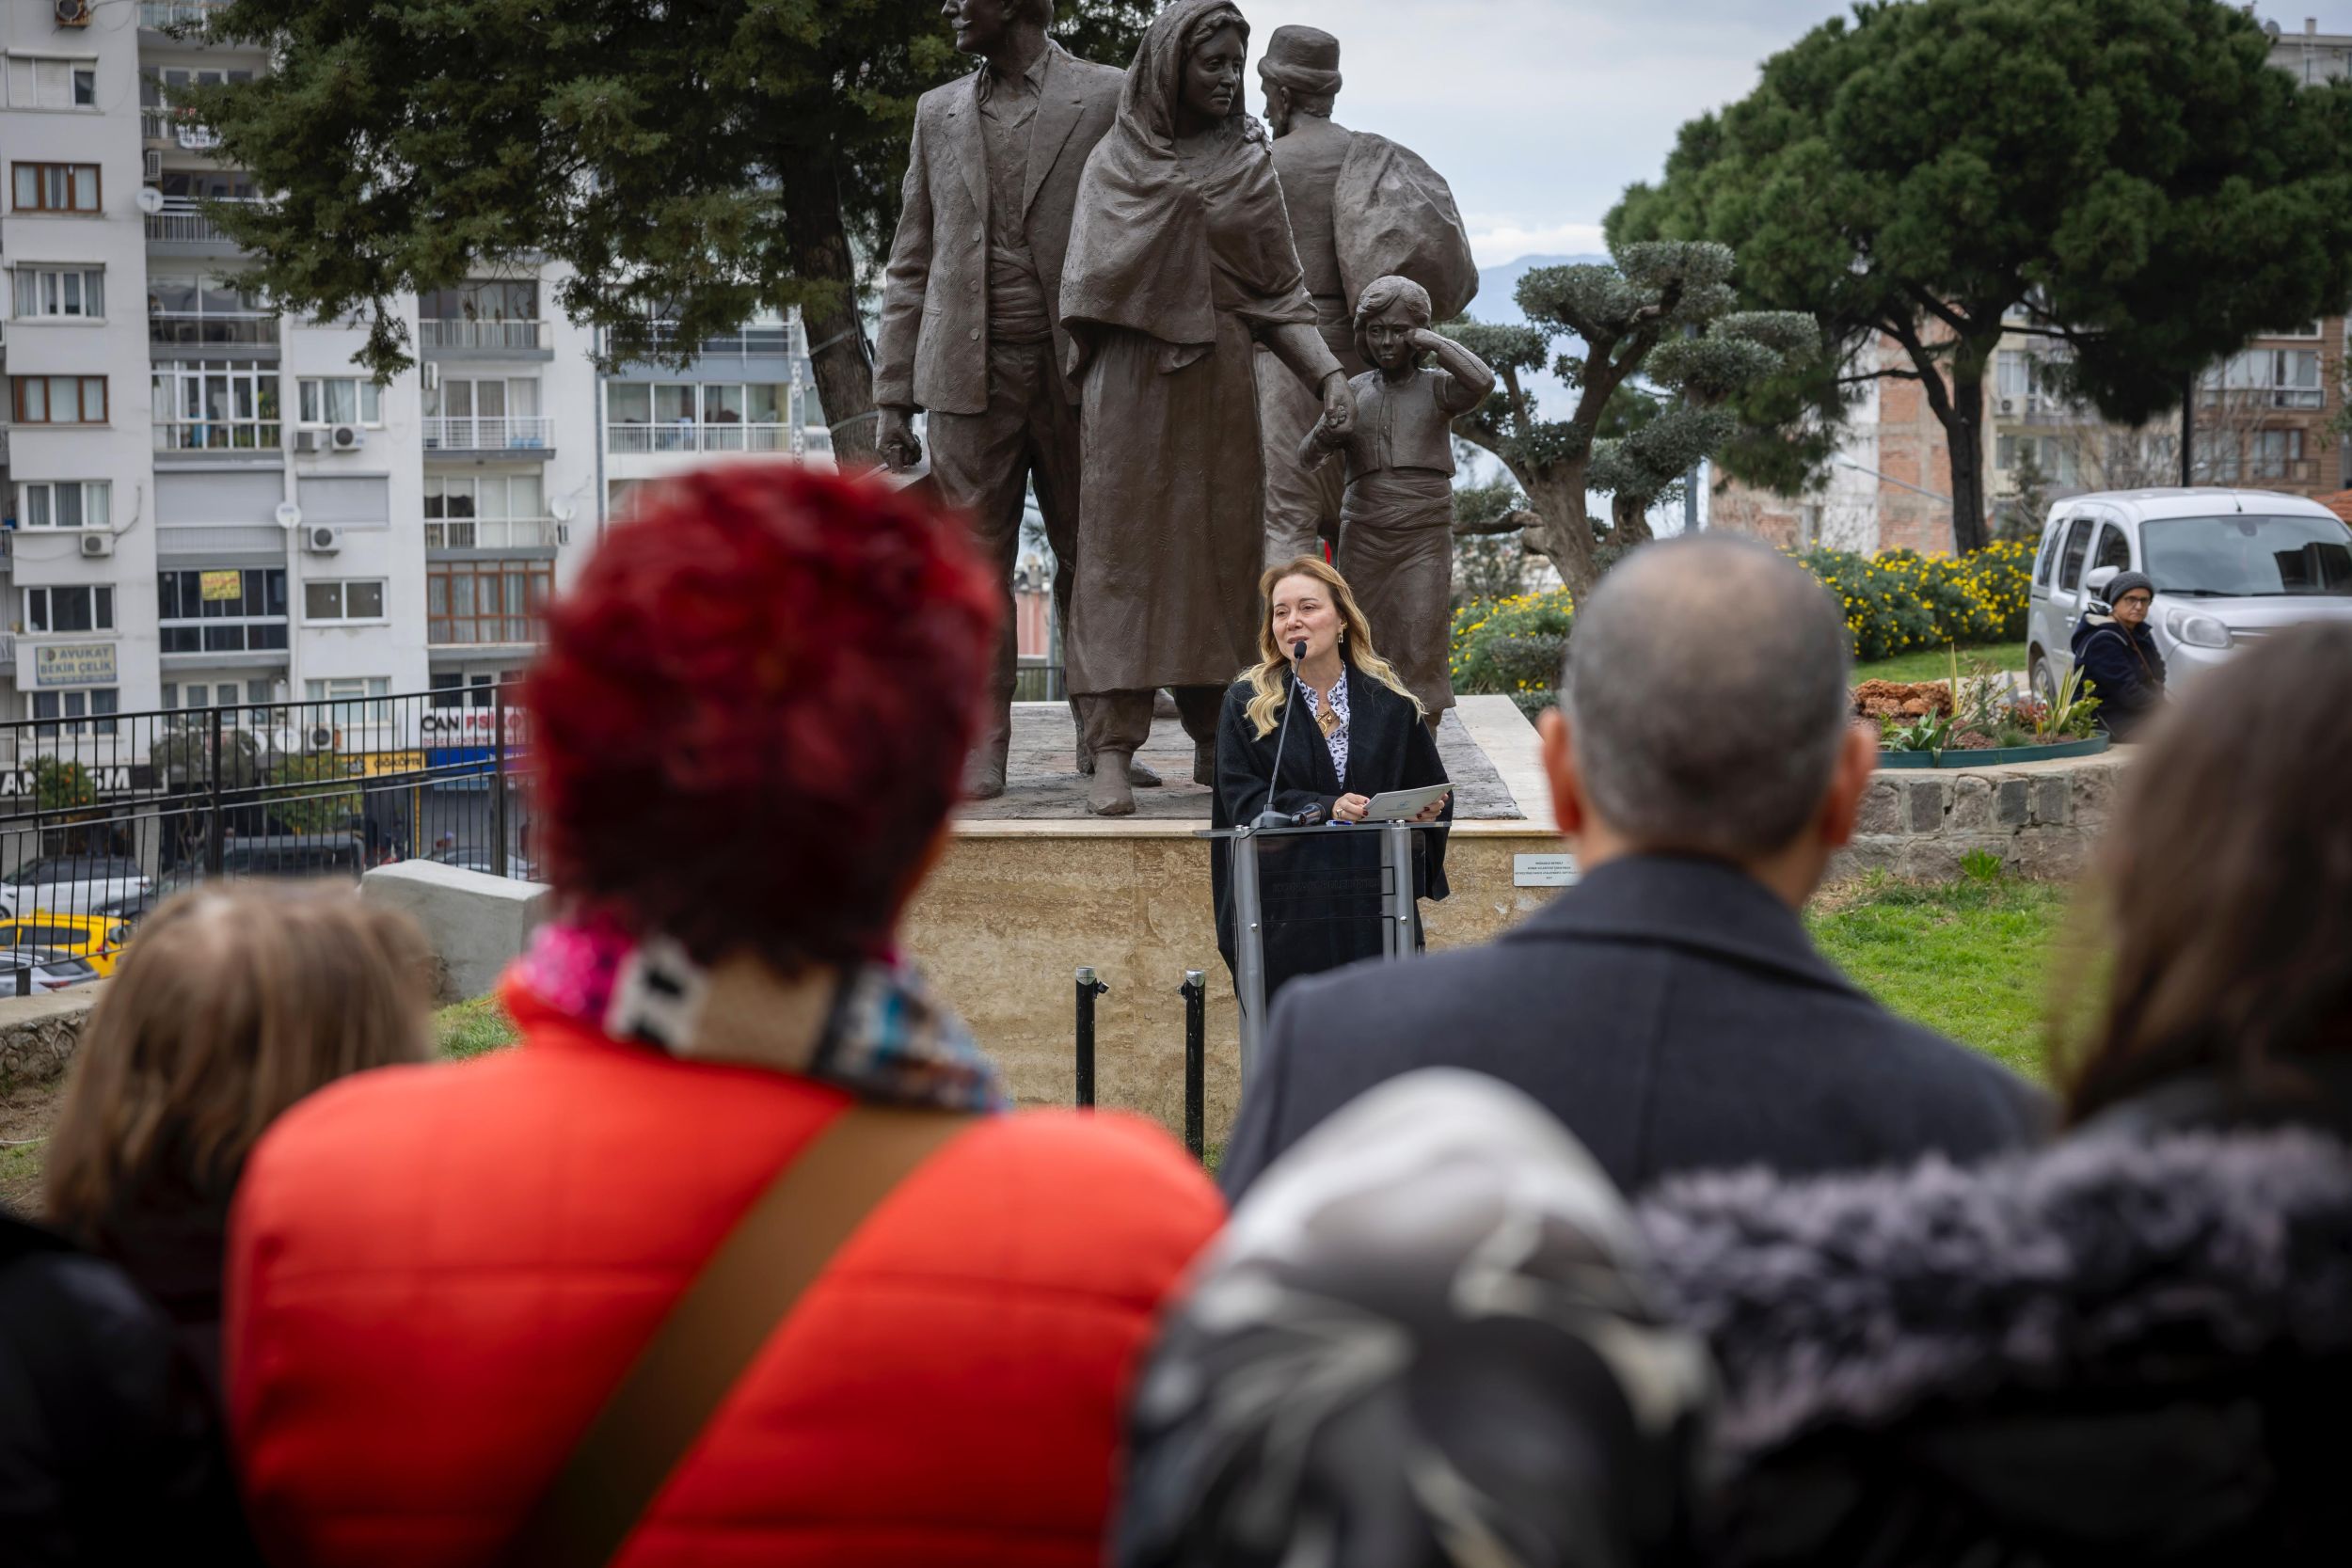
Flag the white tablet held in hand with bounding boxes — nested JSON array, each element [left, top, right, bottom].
[[1359, 784, 1453, 822]]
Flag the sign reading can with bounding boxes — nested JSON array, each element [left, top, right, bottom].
[[32, 642, 119, 689]]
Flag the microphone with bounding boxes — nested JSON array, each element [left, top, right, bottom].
[[1252, 639, 1316, 830]]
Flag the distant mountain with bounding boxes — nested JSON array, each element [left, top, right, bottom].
[[1465, 253, 1609, 325]]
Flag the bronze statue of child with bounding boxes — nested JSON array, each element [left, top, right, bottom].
[[1301, 275, 1494, 723]]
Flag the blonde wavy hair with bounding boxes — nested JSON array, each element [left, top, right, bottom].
[[1243, 556, 1422, 737]]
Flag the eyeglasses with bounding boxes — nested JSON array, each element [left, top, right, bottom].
[[2116, 594, 2152, 609]]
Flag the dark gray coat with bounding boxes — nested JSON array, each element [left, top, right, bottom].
[[1217, 855, 2047, 1200], [1643, 1110, 2352, 1566]]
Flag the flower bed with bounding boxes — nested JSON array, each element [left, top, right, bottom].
[[1863, 659, 2101, 763]]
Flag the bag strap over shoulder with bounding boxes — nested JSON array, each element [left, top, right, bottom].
[[508, 1103, 977, 1567]]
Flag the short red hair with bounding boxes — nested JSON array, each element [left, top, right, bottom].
[[523, 464, 998, 969]]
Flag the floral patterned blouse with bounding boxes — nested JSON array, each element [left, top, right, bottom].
[[1299, 673, 1350, 784]]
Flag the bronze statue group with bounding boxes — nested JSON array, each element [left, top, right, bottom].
[[876, 0, 1487, 816]]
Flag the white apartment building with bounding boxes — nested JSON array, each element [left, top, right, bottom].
[[0, 0, 829, 748]]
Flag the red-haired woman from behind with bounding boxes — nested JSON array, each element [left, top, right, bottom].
[[225, 466, 1224, 1568]]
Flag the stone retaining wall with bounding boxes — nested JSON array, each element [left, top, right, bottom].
[[0, 989, 102, 1090], [1836, 752, 2124, 880]]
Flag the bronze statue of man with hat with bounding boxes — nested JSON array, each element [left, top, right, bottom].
[[1255, 24, 1481, 569]]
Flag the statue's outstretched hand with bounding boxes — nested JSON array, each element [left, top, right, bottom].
[[877, 407, 924, 472]]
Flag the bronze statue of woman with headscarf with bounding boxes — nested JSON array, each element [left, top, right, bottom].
[[1058, 0, 1356, 816]]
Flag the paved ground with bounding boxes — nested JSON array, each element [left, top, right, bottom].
[[961, 701, 1525, 821]]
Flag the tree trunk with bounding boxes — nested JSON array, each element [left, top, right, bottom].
[[1529, 469, 1602, 597], [777, 151, 880, 469], [1946, 360, 1988, 554], [1613, 492, 1655, 546]]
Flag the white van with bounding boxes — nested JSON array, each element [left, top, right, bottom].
[[2026, 487, 2352, 700]]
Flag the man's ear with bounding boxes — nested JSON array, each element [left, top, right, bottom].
[[1818, 721, 1880, 850], [1539, 706, 1586, 839]]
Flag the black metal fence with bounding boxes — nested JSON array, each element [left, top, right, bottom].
[[0, 683, 534, 988]]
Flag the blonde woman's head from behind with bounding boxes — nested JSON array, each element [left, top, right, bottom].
[[44, 881, 435, 1237]]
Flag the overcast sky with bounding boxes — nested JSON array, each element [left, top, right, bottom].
[[1244, 2, 2352, 266]]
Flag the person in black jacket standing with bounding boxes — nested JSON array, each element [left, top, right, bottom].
[[1218, 535, 2044, 1200], [2069, 569, 2167, 738], [1213, 556, 1449, 1009], [0, 1212, 254, 1565]]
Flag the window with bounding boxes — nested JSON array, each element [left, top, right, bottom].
[[2090, 524, 2133, 577], [296, 377, 385, 426], [303, 579, 388, 621], [2035, 520, 2065, 587], [24, 585, 115, 634], [18, 482, 110, 531], [2058, 516, 2094, 592], [418, 279, 543, 348], [11, 376, 106, 424], [149, 277, 273, 346], [11, 266, 103, 320], [162, 678, 277, 727], [11, 163, 100, 214], [2251, 427, 2307, 478], [431, 672, 500, 710], [427, 561, 553, 645], [151, 360, 278, 451], [604, 382, 788, 451], [156, 568, 289, 653], [304, 676, 390, 723], [424, 377, 545, 449], [425, 473, 545, 547], [2207, 347, 2326, 410], [31, 689, 118, 737], [6, 57, 98, 111], [141, 65, 251, 142]]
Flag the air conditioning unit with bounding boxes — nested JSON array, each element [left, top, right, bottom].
[[303, 525, 342, 555], [1997, 397, 2016, 415], [306, 725, 340, 752], [328, 423, 362, 452], [293, 428, 321, 453], [55, 0, 91, 27], [143, 150, 163, 182], [78, 532, 113, 558]]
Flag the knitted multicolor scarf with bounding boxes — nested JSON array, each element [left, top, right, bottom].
[[511, 915, 1008, 1114]]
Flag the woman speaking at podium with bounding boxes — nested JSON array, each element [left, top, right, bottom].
[[1211, 557, 1451, 1006]]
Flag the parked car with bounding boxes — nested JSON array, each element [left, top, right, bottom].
[[2027, 488, 2352, 700], [89, 835, 366, 925], [0, 912, 133, 977], [0, 948, 103, 994], [0, 854, 151, 923]]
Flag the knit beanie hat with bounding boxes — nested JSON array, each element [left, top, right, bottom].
[[2104, 571, 2155, 606]]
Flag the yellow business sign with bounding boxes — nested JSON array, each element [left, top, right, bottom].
[[199, 570, 243, 602]]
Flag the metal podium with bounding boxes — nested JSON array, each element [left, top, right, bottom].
[[1197, 817, 1447, 1082]]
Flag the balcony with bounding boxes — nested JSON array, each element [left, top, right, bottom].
[[424, 516, 562, 551], [154, 420, 280, 454], [150, 312, 278, 349], [605, 322, 795, 359], [604, 421, 791, 455], [419, 319, 553, 354], [140, 0, 229, 28], [422, 416, 553, 454], [146, 197, 265, 252]]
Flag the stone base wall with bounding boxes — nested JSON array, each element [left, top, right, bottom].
[[0, 990, 102, 1091], [1836, 753, 2122, 880]]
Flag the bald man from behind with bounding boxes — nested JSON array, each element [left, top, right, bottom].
[[1218, 535, 2048, 1199]]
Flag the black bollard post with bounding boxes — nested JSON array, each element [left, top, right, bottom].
[[1179, 969, 1206, 1161], [1074, 966, 1107, 1108]]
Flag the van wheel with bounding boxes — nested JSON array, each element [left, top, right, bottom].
[[2030, 653, 2058, 707]]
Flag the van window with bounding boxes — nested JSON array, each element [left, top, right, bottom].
[[2092, 524, 2133, 576], [2035, 520, 2067, 586], [2057, 516, 2095, 591]]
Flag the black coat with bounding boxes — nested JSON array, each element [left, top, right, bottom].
[[1643, 1060, 2352, 1567], [0, 1214, 255, 1565], [2070, 610, 2167, 738], [1211, 669, 1451, 1005], [1218, 855, 2046, 1200]]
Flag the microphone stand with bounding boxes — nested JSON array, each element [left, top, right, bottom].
[[1252, 639, 1316, 830]]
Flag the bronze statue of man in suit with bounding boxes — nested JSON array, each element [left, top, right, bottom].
[[876, 0, 1153, 799]]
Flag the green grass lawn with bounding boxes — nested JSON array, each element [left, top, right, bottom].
[[1854, 641, 2028, 686], [436, 994, 519, 1059], [1806, 871, 2078, 1081]]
